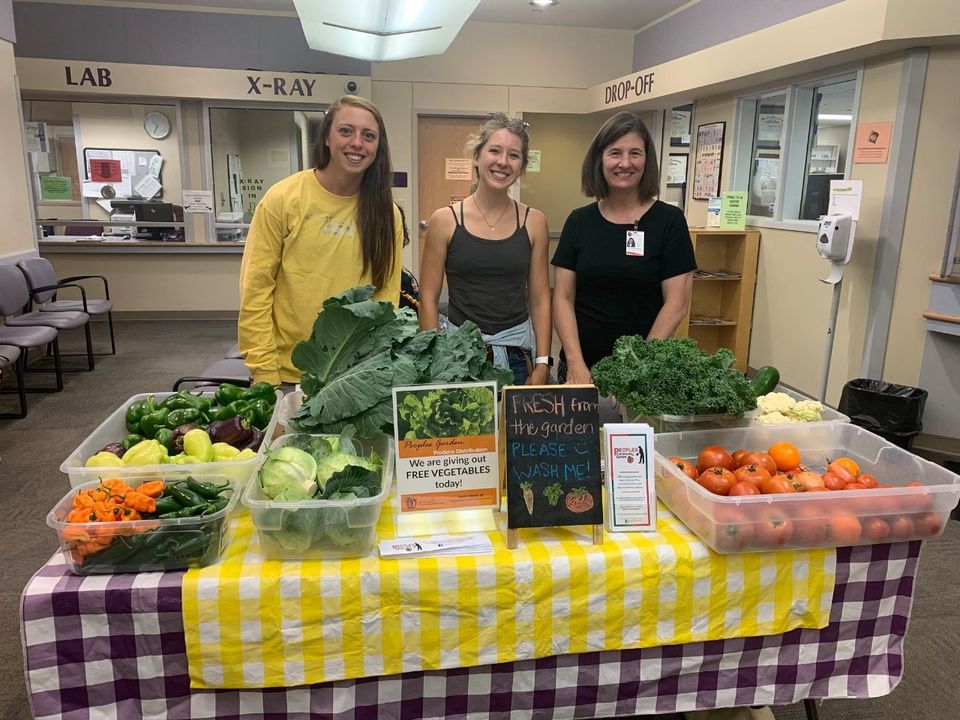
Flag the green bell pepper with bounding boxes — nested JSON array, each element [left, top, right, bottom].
[[161, 391, 211, 413], [241, 382, 277, 404], [154, 428, 175, 452], [122, 433, 145, 451], [213, 383, 245, 407], [248, 398, 273, 430], [166, 407, 202, 429], [139, 408, 170, 439], [125, 399, 151, 433]]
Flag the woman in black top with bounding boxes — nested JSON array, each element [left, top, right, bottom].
[[552, 112, 696, 383], [419, 113, 552, 385]]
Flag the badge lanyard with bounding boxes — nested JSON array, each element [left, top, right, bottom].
[[626, 219, 644, 257]]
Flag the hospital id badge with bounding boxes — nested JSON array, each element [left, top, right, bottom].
[[625, 230, 644, 256]]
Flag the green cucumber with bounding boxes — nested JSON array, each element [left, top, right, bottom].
[[750, 366, 780, 396]]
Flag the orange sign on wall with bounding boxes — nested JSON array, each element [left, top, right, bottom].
[[853, 121, 893, 164]]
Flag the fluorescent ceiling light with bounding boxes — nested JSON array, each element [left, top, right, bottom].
[[530, 0, 559, 7], [818, 114, 853, 121], [294, 0, 482, 62]]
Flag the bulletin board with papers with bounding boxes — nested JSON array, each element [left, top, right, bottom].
[[82, 148, 164, 200]]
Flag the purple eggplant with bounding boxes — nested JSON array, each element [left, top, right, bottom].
[[239, 428, 264, 451], [171, 423, 203, 453], [100, 442, 125, 459], [207, 416, 252, 448]]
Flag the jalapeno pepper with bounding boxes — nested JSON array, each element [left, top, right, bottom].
[[185, 476, 231, 500], [153, 496, 183, 515], [202, 497, 231, 516], [165, 483, 207, 508], [154, 533, 212, 560], [158, 505, 207, 519]]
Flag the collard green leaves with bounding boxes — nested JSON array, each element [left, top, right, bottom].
[[290, 286, 513, 437]]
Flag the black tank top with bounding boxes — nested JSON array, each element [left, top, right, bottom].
[[446, 200, 531, 334]]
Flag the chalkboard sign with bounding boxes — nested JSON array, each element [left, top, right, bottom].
[[502, 385, 603, 535]]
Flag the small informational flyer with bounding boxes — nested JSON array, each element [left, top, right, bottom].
[[392, 381, 499, 513], [182, 189, 214, 213], [706, 197, 722, 227], [603, 423, 656, 533], [720, 191, 747, 230]]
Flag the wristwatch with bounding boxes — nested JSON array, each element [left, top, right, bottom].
[[534, 355, 554, 367]]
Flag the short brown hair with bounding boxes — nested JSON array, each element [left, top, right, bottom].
[[464, 112, 530, 192], [313, 95, 396, 289], [581, 112, 659, 201]]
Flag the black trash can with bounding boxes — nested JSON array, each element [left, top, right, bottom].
[[838, 379, 928, 450]]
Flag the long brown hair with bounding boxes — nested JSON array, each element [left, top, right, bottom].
[[581, 111, 660, 201], [314, 95, 396, 288]]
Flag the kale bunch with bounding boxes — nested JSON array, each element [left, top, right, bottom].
[[591, 336, 757, 416]]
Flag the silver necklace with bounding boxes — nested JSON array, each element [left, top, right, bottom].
[[473, 195, 510, 230]]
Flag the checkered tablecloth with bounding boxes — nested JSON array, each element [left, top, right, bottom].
[[181, 502, 834, 689], [22, 540, 920, 720]]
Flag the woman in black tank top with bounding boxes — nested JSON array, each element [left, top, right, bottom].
[[418, 113, 553, 385]]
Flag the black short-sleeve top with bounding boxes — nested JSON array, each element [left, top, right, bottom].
[[551, 200, 696, 367]]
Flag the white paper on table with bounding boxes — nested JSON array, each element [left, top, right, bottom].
[[148, 155, 164, 178], [134, 174, 162, 200], [379, 533, 493, 558], [828, 180, 863, 221]]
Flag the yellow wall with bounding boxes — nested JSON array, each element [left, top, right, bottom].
[[0, 41, 36, 260]]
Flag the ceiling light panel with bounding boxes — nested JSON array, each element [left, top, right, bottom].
[[294, 0, 482, 62]]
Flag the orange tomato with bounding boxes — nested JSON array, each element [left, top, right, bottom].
[[822, 472, 847, 491], [829, 457, 861, 479], [668, 456, 699, 480], [857, 474, 878, 489], [792, 471, 825, 492], [768, 441, 801, 472], [827, 514, 862, 545]]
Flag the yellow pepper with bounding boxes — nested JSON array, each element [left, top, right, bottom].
[[85, 451, 123, 468], [211, 442, 240, 461], [122, 440, 168, 467], [183, 429, 214, 462], [236, 448, 257, 460]]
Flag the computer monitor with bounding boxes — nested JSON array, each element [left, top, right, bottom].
[[133, 202, 176, 240]]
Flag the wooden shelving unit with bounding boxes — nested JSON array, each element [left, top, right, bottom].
[[677, 228, 761, 371]]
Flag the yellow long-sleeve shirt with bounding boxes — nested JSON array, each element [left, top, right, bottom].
[[238, 170, 403, 385]]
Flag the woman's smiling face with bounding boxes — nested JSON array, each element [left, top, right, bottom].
[[324, 104, 380, 178], [475, 128, 524, 190], [601, 131, 646, 194]]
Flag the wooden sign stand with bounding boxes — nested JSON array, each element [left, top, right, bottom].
[[498, 385, 604, 550]]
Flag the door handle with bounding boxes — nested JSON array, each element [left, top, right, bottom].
[[419, 220, 428, 231]]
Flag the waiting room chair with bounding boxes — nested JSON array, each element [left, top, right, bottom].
[[226, 343, 242, 359], [0, 344, 27, 419], [0, 264, 91, 377], [18, 257, 116, 355], [173, 358, 252, 391]]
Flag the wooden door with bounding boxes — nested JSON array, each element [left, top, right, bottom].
[[416, 115, 482, 269], [57, 136, 81, 201]]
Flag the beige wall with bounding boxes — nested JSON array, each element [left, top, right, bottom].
[[75, 101, 182, 220], [0, 41, 37, 260]]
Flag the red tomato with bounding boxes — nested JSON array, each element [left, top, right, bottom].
[[731, 449, 753, 468], [793, 507, 828, 545], [768, 441, 801, 472], [889, 515, 916, 539], [903, 482, 933, 512], [792, 471, 825, 492], [827, 514, 862, 545], [825, 461, 856, 485], [744, 452, 777, 477], [698, 446, 734, 473], [862, 517, 890, 542], [914, 512, 943, 537], [716, 521, 755, 552], [668, 456, 699, 480], [805, 486, 829, 492], [730, 481, 762, 496], [857, 474, 878, 489], [754, 518, 794, 547], [845, 482, 868, 490], [733, 464, 771, 487], [822, 472, 847, 491], [696, 466, 735, 495], [760, 475, 797, 494]]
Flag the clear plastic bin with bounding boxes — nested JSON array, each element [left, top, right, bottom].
[[655, 423, 959, 553], [242, 432, 395, 560], [59, 390, 281, 488], [621, 384, 849, 432], [275, 389, 304, 432], [47, 472, 240, 575]]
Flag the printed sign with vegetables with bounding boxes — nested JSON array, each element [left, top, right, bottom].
[[503, 385, 603, 531], [392, 382, 500, 513]]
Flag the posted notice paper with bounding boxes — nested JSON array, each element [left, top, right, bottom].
[[603, 423, 656, 532]]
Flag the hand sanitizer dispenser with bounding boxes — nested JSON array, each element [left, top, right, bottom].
[[817, 213, 853, 264]]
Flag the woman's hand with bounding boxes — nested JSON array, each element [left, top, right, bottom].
[[526, 363, 551, 386], [564, 361, 592, 385]]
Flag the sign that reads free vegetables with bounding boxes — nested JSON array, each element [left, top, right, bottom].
[[503, 385, 602, 530], [392, 382, 500, 513]]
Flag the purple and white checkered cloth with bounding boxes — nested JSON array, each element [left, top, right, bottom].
[[21, 541, 920, 720]]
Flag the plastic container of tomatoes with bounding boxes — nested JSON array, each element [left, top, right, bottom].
[[655, 422, 960, 553], [621, 385, 849, 432]]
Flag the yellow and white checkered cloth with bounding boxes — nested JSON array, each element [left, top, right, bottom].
[[182, 499, 836, 689]]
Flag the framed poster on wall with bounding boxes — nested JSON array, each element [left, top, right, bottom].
[[692, 122, 725, 200], [666, 153, 688, 186]]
